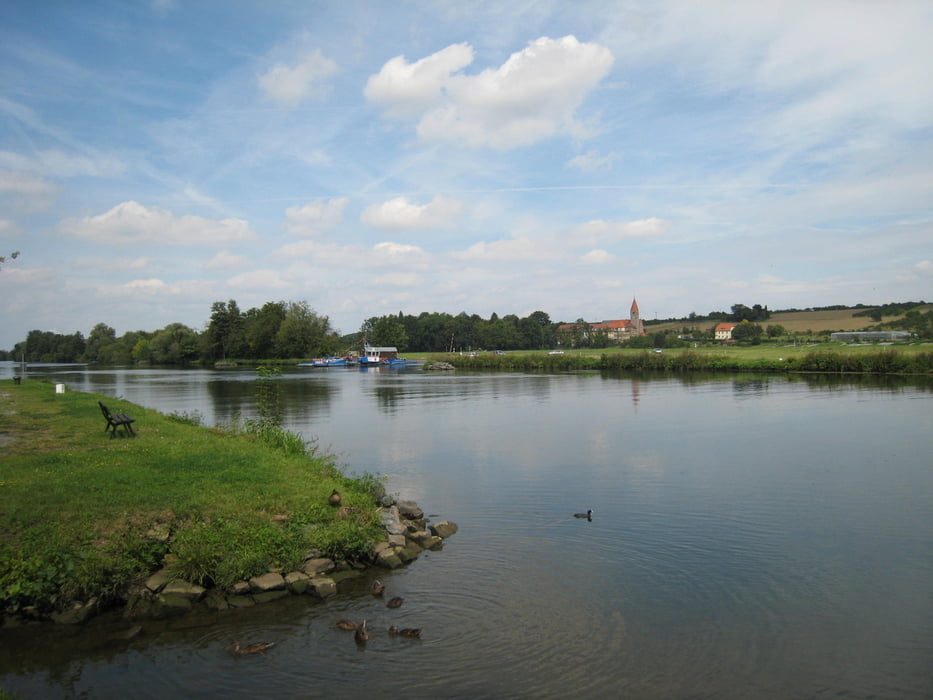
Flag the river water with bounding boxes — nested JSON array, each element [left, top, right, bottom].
[[1, 363, 932, 699]]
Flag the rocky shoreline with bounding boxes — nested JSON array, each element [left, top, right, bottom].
[[12, 501, 457, 627]]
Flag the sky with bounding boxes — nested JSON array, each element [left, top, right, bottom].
[[1, 0, 931, 349]]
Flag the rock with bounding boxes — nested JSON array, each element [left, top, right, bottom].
[[231, 581, 251, 596], [309, 577, 337, 599], [425, 362, 455, 371], [107, 624, 143, 642], [430, 521, 459, 539], [253, 590, 290, 604], [302, 558, 335, 576], [50, 598, 99, 625], [144, 568, 174, 593], [145, 523, 171, 542], [378, 506, 407, 536], [422, 535, 444, 550], [397, 542, 423, 563], [375, 548, 404, 569], [248, 573, 286, 593], [387, 533, 407, 547], [161, 579, 206, 600], [226, 595, 256, 609], [284, 571, 311, 594], [396, 501, 424, 520], [204, 590, 229, 610], [156, 594, 192, 616]]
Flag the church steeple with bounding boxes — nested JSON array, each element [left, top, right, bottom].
[[630, 298, 643, 335]]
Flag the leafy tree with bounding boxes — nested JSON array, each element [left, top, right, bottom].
[[275, 301, 337, 357], [149, 323, 201, 364], [766, 324, 786, 339], [369, 315, 409, 350], [205, 299, 246, 361], [731, 320, 764, 344]]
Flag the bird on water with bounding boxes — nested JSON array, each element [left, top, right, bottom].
[[354, 620, 369, 644], [230, 641, 276, 655], [371, 579, 385, 597], [574, 509, 593, 520], [389, 626, 422, 638], [387, 596, 404, 609], [335, 619, 358, 631]]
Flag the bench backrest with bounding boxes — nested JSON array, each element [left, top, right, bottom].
[[99, 401, 112, 419]]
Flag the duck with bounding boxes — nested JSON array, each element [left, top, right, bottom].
[[388, 626, 421, 639], [354, 620, 369, 644], [574, 509, 593, 519], [230, 641, 276, 655], [328, 489, 341, 506], [371, 579, 385, 597], [386, 596, 404, 609], [335, 619, 358, 631]]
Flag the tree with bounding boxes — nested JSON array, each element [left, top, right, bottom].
[[369, 315, 409, 350], [205, 300, 245, 361], [275, 301, 337, 357], [731, 320, 764, 344], [766, 324, 786, 339], [83, 323, 118, 363], [149, 323, 201, 364], [243, 301, 287, 358]]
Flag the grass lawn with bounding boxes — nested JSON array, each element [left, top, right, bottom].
[[0, 379, 383, 613]]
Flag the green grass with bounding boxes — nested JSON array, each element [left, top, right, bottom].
[[0, 379, 384, 614]]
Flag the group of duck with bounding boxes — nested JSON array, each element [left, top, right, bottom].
[[335, 578, 421, 644]]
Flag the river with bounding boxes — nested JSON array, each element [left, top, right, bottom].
[[1, 363, 932, 698]]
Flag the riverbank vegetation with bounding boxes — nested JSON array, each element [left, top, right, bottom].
[[0, 379, 384, 617], [3, 298, 929, 365], [437, 345, 933, 374]]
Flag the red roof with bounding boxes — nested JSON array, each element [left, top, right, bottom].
[[631, 298, 639, 313]]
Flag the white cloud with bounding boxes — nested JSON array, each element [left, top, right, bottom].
[[572, 217, 669, 245], [226, 269, 290, 290], [567, 150, 618, 172], [366, 36, 614, 149], [284, 197, 348, 237], [914, 260, 932, 275], [580, 249, 615, 264], [453, 236, 556, 263], [258, 50, 338, 107], [60, 201, 255, 245], [0, 169, 58, 197], [205, 250, 249, 270], [0, 149, 125, 178], [361, 195, 463, 230], [364, 43, 474, 119]]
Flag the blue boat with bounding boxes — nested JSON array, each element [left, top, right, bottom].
[[297, 356, 351, 368]]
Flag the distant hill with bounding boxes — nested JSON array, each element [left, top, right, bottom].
[[647, 304, 932, 334]]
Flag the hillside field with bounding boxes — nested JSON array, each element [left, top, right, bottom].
[[647, 305, 932, 334]]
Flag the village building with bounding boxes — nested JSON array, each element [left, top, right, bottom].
[[558, 298, 646, 343], [714, 322, 738, 340]]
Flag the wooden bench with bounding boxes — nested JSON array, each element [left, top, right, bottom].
[[99, 401, 136, 437]]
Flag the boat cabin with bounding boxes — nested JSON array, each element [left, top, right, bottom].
[[361, 345, 398, 364]]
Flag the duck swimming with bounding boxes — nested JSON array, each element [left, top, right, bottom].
[[389, 626, 422, 639], [371, 579, 385, 597], [354, 620, 369, 644], [335, 619, 358, 631], [387, 596, 404, 609], [574, 509, 593, 519], [230, 641, 276, 655]]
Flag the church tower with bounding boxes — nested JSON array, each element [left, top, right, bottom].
[[630, 298, 643, 335]]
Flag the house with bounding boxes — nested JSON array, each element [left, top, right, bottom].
[[558, 298, 646, 343], [714, 322, 737, 340]]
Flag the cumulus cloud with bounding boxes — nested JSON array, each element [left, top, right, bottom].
[[60, 201, 254, 245], [453, 236, 556, 263], [258, 50, 338, 107], [364, 43, 474, 119], [572, 217, 669, 245], [284, 197, 348, 237], [205, 250, 249, 270], [361, 195, 463, 230], [365, 36, 613, 149], [226, 269, 290, 290], [580, 249, 615, 264]]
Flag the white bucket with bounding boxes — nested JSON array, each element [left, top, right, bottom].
[[55, 383, 65, 394]]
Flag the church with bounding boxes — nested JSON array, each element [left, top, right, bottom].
[[558, 299, 645, 343]]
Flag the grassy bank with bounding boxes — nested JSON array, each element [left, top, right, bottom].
[[435, 345, 933, 373], [0, 379, 384, 616]]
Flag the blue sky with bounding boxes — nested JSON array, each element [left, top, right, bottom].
[[1, 0, 931, 348]]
